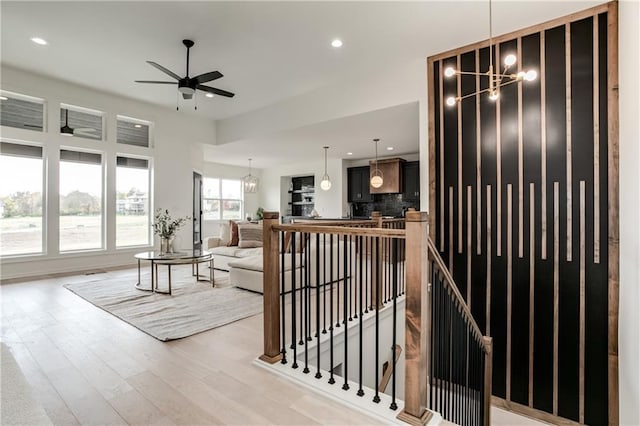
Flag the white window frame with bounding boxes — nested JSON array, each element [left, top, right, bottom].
[[58, 146, 106, 253], [202, 177, 244, 221], [115, 154, 153, 248]]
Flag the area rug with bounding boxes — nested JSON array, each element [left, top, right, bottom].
[[63, 272, 262, 341]]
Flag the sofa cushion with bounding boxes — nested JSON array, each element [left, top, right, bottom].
[[209, 245, 263, 258], [219, 221, 231, 245], [228, 253, 303, 273], [238, 223, 263, 248]]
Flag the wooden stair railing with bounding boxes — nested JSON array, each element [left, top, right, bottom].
[[379, 344, 403, 393]]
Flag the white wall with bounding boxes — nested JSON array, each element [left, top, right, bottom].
[[199, 160, 262, 238], [0, 66, 216, 279], [618, 1, 640, 424], [260, 158, 345, 218]]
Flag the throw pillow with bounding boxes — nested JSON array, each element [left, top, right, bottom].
[[238, 223, 263, 248], [227, 220, 241, 246], [219, 221, 231, 245]]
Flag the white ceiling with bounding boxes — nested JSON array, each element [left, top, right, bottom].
[[203, 101, 420, 166], [1, 1, 605, 167]]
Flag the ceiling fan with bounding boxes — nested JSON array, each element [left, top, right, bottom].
[[135, 39, 235, 101], [60, 109, 96, 137]]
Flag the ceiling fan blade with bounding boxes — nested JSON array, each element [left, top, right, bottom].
[[146, 61, 181, 80], [197, 84, 235, 98], [74, 128, 95, 132], [182, 93, 193, 100], [135, 80, 177, 84], [194, 71, 223, 84]]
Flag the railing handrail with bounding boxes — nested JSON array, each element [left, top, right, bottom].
[[273, 223, 406, 239], [427, 237, 488, 350]]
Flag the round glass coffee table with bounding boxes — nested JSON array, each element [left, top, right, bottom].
[[134, 249, 214, 295]]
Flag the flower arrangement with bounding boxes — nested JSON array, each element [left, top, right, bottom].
[[152, 209, 190, 238]]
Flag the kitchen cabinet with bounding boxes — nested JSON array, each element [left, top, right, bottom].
[[347, 166, 372, 202], [403, 161, 420, 201]]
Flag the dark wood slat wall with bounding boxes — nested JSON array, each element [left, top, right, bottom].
[[428, 4, 617, 425]]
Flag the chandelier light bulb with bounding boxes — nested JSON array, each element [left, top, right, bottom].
[[489, 91, 500, 101], [504, 54, 517, 67], [444, 67, 456, 78], [446, 96, 457, 106], [525, 70, 538, 81], [320, 176, 332, 190], [517, 71, 526, 80]]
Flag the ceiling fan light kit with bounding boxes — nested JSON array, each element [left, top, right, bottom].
[[135, 39, 235, 109]]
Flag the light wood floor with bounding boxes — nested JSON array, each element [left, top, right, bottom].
[[1, 266, 546, 425]]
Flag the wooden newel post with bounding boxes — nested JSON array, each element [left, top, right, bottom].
[[260, 212, 282, 364], [483, 336, 493, 426], [371, 211, 384, 309], [398, 211, 432, 426]]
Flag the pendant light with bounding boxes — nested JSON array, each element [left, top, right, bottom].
[[243, 158, 259, 193], [320, 146, 331, 191], [370, 138, 383, 189]]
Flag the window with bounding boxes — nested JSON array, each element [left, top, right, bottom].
[[60, 105, 103, 140], [59, 150, 103, 251], [203, 178, 243, 220], [0, 142, 44, 256], [0, 92, 45, 132], [117, 116, 151, 148], [116, 156, 150, 247]]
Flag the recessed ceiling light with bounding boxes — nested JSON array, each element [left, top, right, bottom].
[[386, 147, 394, 151], [331, 39, 343, 48], [205, 93, 214, 98], [346, 152, 353, 156], [134, 124, 142, 128], [31, 37, 48, 46], [0, 96, 8, 101]]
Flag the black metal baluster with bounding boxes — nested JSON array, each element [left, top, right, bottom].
[[329, 233, 335, 385], [280, 232, 287, 364], [357, 235, 364, 397], [452, 300, 458, 424], [390, 238, 398, 411], [349, 234, 354, 321], [298, 233, 304, 346], [303, 234, 310, 374], [322, 232, 327, 334], [307, 233, 312, 342], [291, 232, 298, 369], [335, 233, 341, 329], [315, 235, 322, 379], [366, 236, 371, 312], [342, 234, 350, 391], [446, 286, 451, 421], [373, 236, 380, 403]]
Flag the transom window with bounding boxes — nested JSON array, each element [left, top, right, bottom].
[[0, 91, 45, 132], [203, 178, 243, 220]]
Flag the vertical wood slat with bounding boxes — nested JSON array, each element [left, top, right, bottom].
[[607, 3, 620, 425], [496, 43, 502, 258], [428, 57, 437, 245], [579, 181, 586, 424], [593, 16, 601, 265], [476, 49, 482, 256], [553, 182, 560, 415], [449, 186, 454, 274], [439, 60, 445, 251], [506, 184, 513, 402], [529, 183, 535, 408], [260, 212, 282, 364], [566, 23, 573, 263], [541, 31, 548, 260], [457, 54, 463, 255], [467, 185, 472, 307], [518, 37, 524, 259], [398, 211, 433, 426], [486, 185, 492, 336]]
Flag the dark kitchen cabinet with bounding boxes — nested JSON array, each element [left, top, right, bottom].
[[347, 166, 372, 202], [403, 161, 420, 201]]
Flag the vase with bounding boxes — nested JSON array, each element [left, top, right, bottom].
[[160, 236, 174, 255]]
